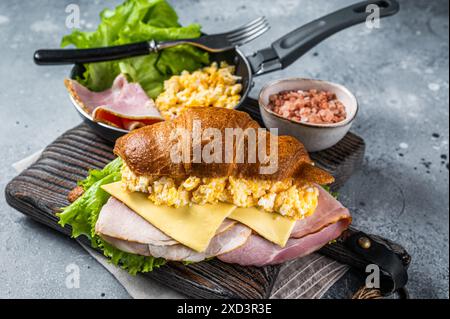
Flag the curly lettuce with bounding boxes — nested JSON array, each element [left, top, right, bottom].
[[61, 0, 209, 98], [58, 157, 166, 275]]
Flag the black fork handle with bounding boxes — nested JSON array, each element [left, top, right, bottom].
[[249, 0, 399, 74], [33, 41, 150, 65]]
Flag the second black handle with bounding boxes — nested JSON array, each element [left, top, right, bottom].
[[272, 0, 400, 68]]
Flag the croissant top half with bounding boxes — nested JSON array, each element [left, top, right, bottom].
[[114, 107, 334, 185]]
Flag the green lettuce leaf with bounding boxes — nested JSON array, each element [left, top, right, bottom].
[[78, 157, 123, 190], [58, 171, 119, 238], [61, 0, 209, 98], [58, 157, 166, 274], [322, 185, 339, 199]]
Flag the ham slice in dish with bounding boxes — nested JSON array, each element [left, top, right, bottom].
[[65, 74, 163, 130]]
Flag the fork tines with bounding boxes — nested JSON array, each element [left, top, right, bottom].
[[225, 17, 270, 47]]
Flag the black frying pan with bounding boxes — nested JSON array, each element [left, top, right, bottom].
[[64, 0, 398, 142]]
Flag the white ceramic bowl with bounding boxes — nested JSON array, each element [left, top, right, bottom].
[[258, 78, 358, 152]]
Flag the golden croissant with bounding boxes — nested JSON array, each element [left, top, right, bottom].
[[114, 107, 334, 185]]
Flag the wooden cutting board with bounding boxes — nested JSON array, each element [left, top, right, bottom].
[[4, 99, 407, 298]]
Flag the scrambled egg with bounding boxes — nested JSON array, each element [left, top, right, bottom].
[[122, 164, 319, 219], [155, 61, 242, 119]]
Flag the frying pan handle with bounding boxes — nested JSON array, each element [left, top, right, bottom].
[[248, 0, 399, 75]]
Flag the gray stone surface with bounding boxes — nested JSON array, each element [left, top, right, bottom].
[[0, 0, 448, 299]]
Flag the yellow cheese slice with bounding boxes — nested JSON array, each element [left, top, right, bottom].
[[229, 207, 296, 247], [101, 182, 236, 252]]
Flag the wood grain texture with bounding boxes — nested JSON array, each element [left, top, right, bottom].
[[5, 100, 408, 299]]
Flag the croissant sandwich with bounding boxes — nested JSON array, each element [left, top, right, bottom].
[[59, 107, 351, 273]]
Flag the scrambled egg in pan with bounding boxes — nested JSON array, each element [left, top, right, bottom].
[[122, 164, 319, 219], [155, 62, 242, 119]]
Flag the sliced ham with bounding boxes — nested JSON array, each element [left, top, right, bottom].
[[96, 185, 350, 265], [101, 234, 152, 256], [95, 197, 249, 262], [95, 197, 177, 246], [100, 223, 251, 262], [146, 224, 251, 262], [65, 74, 163, 130], [217, 186, 351, 266], [217, 219, 349, 266], [290, 186, 351, 238], [95, 197, 236, 246]]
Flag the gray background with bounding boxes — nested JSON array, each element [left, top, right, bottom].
[[0, 0, 448, 299]]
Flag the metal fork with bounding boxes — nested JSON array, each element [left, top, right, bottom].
[[34, 17, 270, 65], [156, 16, 270, 52]]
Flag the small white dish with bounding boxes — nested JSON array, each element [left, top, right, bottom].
[[258, 78, 358, 152]]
